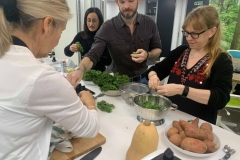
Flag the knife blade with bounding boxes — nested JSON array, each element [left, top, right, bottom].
[[80, 147, 102, 160]]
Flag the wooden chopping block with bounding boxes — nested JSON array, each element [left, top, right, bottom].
[[50, 133, 106, 160]]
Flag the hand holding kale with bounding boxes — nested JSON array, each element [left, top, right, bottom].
[[76, 42, 84, 52]]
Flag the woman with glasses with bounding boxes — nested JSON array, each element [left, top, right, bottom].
[[146, 6, 233, 124], [64, 7, 111, 72]]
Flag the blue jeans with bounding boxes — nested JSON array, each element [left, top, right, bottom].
[[138, 77, 148, 85]]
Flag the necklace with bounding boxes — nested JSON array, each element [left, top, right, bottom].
[[180, 49, 210, 84], [189, 53, 203, 59]]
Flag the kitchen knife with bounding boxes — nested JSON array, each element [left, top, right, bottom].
[[80, 147, 102, 160]]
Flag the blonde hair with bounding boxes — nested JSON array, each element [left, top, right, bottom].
[[182, 5, 230, 77], [0, 0, 72, 58]]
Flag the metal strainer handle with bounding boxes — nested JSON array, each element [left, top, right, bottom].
[[128, 94, 135, 106], [171, 103, 178, 111]]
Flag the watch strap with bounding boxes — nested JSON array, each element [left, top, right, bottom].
[[182, 86, 189, 98]]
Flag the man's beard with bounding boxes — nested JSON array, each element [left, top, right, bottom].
[[120, 4, 138, 19]]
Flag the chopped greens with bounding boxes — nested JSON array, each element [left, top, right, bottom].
[[97, 100, 115, 113], [83, 70, 102, 81], [101, 84, 118, 92], [76, 42, 84, 52], [84, 70, 130, 92], [137, 101, 165, 110], [132, 51, 139, 54]]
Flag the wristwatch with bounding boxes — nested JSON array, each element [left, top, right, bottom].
[[74, 66, 80, 70], [74, 66, 84, 72], [182, 86, 189, 98]]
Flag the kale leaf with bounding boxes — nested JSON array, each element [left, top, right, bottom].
[[97, 100, 115, 113]]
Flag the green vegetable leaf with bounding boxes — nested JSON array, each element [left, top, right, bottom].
[[83, 70, 102, 81], [97, 100, 115, 113], [137, 100, 165, 110], [75, 41, 84, 52]]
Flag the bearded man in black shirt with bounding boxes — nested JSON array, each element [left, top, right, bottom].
[[67, 0, 162, 88]]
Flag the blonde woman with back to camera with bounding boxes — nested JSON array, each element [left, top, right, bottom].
[[146, 5, 233, 124], [0, 0, 100, 160]]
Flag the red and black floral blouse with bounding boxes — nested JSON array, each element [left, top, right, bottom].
[[147, 45, 233, 124]]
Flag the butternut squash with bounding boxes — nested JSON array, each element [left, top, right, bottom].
[[126, 120, 159, 160]]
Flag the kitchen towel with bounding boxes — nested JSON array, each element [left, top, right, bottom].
[[48, 123, 74, 160]]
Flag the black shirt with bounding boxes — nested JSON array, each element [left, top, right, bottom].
[[147, 45, 233, 124], [64, 31, 112, 72], [84, 13, 162, 77]]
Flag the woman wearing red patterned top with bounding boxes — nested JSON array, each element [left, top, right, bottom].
[[146, 6, 233, 124]]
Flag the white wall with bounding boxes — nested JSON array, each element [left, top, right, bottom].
[[106, 0, 146, 20], [54, 0, 78, 65], [106, 1, 119, 20], [54, 0, 91, 65]]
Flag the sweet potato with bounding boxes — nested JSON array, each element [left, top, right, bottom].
[[167, 127, 179, 138], [203, 129, 214, 142], [179, 131, 187, 139], [169, 134, 182, 147], [203, 139, 218, 153], [191, 117, 199, 128], [180, 120, 194, 130], [200, 122, 213, 132], [180, 137, 207, 154], [184, 127, 208, 141], [172, 120, 183, 132]]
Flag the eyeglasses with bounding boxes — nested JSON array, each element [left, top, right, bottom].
[[86, 19, 99, 23], [182, 30, 207, 39]]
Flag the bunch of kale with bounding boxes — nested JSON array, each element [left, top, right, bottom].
[[83, 70, 130, 92]]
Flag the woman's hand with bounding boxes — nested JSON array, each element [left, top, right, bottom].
[[148, 74, 160, 90], [79, 90, 95, 107], [69, 44, 79, 52], [155, 84, 184, 96]]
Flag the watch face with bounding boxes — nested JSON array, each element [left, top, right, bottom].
[[74, 66, 80, 70]]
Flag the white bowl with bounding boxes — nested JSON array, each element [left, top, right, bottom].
[[82, 80, 95, 86], [102, 90, 121, 96], [164, 122, 221, 157]]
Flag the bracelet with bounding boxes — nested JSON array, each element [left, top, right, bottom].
[[74, 66, 85, 73], [146, 52, 150, 59], [148, 74, 157, 79], [88, 105, 96, 110], [182, 86, 189, 98]]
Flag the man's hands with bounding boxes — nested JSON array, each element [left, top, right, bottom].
[[131, 49, 148, 63], [66, 70, 83, 89]]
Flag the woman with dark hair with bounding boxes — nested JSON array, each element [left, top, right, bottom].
[[64, 7, 111, 72]]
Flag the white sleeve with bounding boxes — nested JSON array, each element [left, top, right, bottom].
[[27, 68, 100, 138]]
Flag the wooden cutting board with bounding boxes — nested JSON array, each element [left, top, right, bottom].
[[50, 133, 106, 160]]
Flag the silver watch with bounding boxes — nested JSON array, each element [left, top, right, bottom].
[[74, 66, 80, 71]]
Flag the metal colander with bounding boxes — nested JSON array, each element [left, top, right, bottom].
[[119, 82, 149, 105], [133, 94, 178, 121]]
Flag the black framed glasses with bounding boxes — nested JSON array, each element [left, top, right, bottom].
[[86, 19, 99, 23], [182, 30, 207, 39]]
